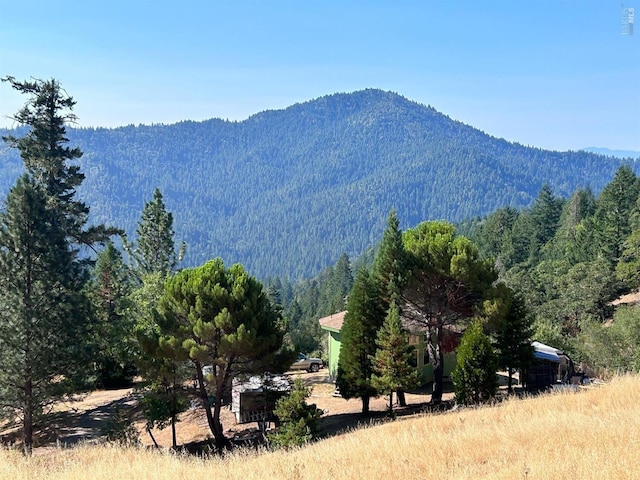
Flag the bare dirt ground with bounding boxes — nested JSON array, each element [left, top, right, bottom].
[[4, 370, 513, 452]]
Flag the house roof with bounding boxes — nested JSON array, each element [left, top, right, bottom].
[[318, 311, 347, 332], [532, 341, 567, 363]]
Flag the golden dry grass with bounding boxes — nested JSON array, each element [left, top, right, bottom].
[[2, 375, 640, 480]]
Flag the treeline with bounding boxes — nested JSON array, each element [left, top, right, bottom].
[[467, 167, 640, 372], [1, 89, 636, 279], [285, 165, 640, 384]]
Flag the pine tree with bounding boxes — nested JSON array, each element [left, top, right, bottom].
[[595, 165, 639, 263], [1, 76, 117, 249], [87, 242, 136, 388], [0, 78, 116, 454], [268, 377, 322, 449], [452, 320, 499, 405], [336, 267, 385, 413], [528, 184, 563, 262], [157, 259, 289, 448], [371, 209, 409, 405], [372, 209, 408, 303], [0, 176, 87, 454], [494, 292, 534, 392], [134, 188, 184, 277], [401, 221, 497, 404], [370, 302, 420, 415]]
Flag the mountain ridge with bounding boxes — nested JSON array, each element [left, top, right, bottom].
[[0, 89, 635, 279]]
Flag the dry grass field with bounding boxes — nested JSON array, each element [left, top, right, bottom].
[[2, 375, 639, 480]]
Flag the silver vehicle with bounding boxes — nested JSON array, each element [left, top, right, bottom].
[[290, 353, 324, 373]]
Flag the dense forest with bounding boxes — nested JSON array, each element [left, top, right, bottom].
[[1, 89, 637, 279]]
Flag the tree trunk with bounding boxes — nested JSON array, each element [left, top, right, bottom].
[[171, 414, 177, 449], [388, 392, 394, 413], [396, 388, 406, 407], [194, 362, 220, 445], [211, 391, 229, 449], [147, 426, 159, 449], [361, 395, 370, 414], [507, 367, 513, 393], [427, 327, 444, 404], [23, 373, 33, 455]]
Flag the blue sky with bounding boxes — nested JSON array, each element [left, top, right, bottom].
[[1, 1, 638, 151]]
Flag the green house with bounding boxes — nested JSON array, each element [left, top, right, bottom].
[[318, 311, 458, 384]]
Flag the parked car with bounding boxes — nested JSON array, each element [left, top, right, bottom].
[[290, 353, 324, 373]]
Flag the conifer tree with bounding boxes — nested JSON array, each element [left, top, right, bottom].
[[157, 259, 289, 448], [401, 221, 496, 404], [1, 76, 117, 250], [452, 320, 499, 405], [134, 188, 184, 277], [372, 209, 409, 405], [336, 267, 385, 413], [370, 301, 420, 414], [595, 165, 639, 263], [87, 242, 136, 388], [0, 78, 116, 454], [494, 292, 534, 392], [372, 209, 407, 303], [268, 377, 322, 449], [0, 176, 87, 454]]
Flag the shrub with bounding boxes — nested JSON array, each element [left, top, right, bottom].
[[452, 321, 499, 405], [268, 377, 322, 449]]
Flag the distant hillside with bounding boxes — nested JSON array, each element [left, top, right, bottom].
[[0, 89, 635, 279], [580, 147, 640, 159]]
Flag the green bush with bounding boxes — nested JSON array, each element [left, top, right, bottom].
[[452, 321, 499, 405], [268, 377, 322, 449]]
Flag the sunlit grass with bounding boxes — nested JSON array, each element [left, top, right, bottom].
[[2, 375, 639, 480]]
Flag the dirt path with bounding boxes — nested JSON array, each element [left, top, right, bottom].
[[1, 370, 460, 451]]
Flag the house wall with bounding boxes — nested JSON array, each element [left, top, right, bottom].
[[327, 330, 341, 381], [322, 327, 457, 385], [412, 336, 457, 384]]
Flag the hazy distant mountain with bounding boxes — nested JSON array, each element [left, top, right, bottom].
[[580, 147, 640, 159], [0, 89, 635, 279]]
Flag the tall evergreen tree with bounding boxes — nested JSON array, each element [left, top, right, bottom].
[[1, 76, 117, 249], [548, 188, 597, 264], [0, 176, 87, 454], [372, 209, 407, 303], [336, 267, 385, 413], [528, 184, 563, 262], [326, 253, 353, 313], [0, 77, 115, 454], [371, 209, 409, 405], [134, 188, 184, 277], [370, 301, 420, 414], [595, 165, 639, 263], [494, 291, 534, 392], [87, 242, 136, 388]]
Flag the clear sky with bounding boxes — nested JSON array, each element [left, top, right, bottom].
[[1, 1, 639, 151]]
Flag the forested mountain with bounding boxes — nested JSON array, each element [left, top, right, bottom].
[[1, 89, 636, 279]]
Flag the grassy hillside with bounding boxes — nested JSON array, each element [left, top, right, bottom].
[[2, 376, 639, 480], [1, 89, 635, 278]]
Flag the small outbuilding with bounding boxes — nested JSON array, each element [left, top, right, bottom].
[[525, 341, 574, 391], [231, 374, 290, 424]]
